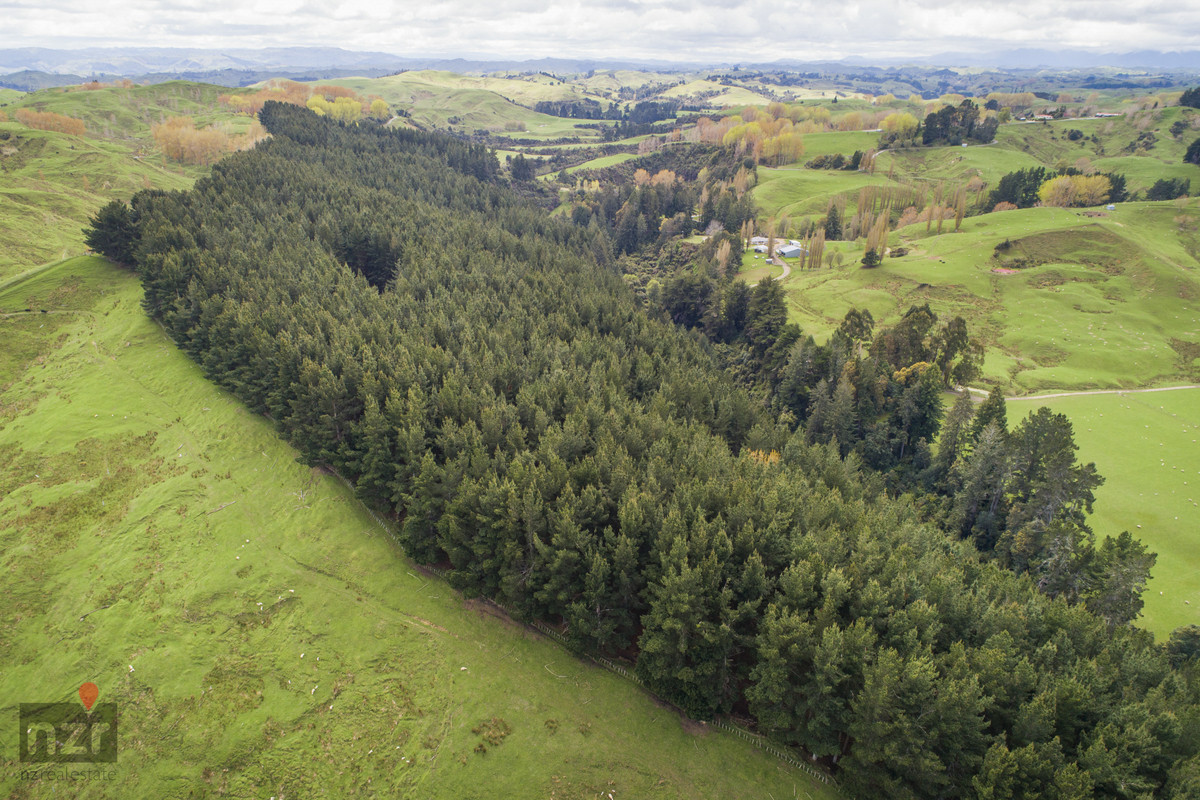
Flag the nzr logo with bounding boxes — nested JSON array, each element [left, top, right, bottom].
[[19, 683, 118, 763]]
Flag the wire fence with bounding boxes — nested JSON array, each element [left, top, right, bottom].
[[335, 474, 837, 790]]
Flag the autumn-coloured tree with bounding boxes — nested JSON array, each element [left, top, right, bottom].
[[965, 175, 987, 209], [881, 112, 918, 140], [152, 117, 267, 165], [306, 95, 362, 122], [863, 210, 890, 259], [652, 169, 679, 188], [15, 108, 85, 136], [1037, 174, 1111, 207], [715, 239, 733, 276], [807, 228, 825, 270], [836, 111, 863, 132], [927, 183, 943, 234], [313, 84, 357, 100], [219, 80, 326, 116]]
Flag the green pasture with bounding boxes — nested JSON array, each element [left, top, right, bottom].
[[762, 203, 1200, 392], [7, 81, 246, 139], [796, 130, 884, 160], [565, 152, 640, 173], [325, 74, 602, 139], [658, 80, 775, 108], [380, 70, 592, 107], [735, 250, 786, 284], [576, 70, 680, 96], [994, 108, 1199, 193], [0, 122, 196, 281], [0, 256, 836, 800], [1012, 388, 1200, 637], [753, 167, 897, 221], [876, 142, 1043, 190], [0, 88, 25, 105], [747, 109, 1200, 393]]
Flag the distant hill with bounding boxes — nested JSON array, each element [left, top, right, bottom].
[[912, 48, 1200, 70], [0, 69, 92, 92], [0, 47, 687, 81], [2, 46, 1197, 94], [0, 46, 409, 74]]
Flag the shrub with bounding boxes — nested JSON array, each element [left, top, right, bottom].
[[14, 108, 85, 136], [1147, 177, 1191, 201]]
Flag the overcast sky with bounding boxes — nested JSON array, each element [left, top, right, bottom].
[[2, 0, 1199, 62]]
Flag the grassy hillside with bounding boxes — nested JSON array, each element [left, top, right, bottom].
[[375, 70, 591, 107], [575, 70, 681, 97], [745, 104, 1200, 393], [760, 201, 1200, 392], [318, 74, 605, 139], [564, 152, 640, 173], [658, 79, 775, 107], [993, 110, 1199, 195], [0, 256, 835, 799], [874, 143, 1044, 192], [6, 81, 251, 139], [0, 122, 196, 281], [0, 81, 259, 280], [754, 166, 896, 220], [1015, 389, 1200, 637]]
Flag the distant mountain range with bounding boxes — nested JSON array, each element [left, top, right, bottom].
[[0, 46, 411, 75], [0, 46, 1197, 92], [879, 48, 1200, 70]]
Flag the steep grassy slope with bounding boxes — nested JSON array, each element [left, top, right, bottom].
[[317, 73, 605, 139], [0, 80, 262, 280], [0, 256, 833, 799], [993, 110, 1199, 195], [746, 104, 1200, 393], [6, 81, 252, 139], [658, 79, 775, 107], [764, 202, 1200, 391], [1016, 389, 1200, 637], [370, 70, 592, 107], [0, 121, 195, 280]]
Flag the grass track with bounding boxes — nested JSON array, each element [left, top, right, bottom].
[[0, 256, 837, 799]]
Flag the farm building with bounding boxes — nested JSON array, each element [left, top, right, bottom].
[[753, 245, 768, 253], [749, 236, 769, 246], [777, 244, 805, 259]]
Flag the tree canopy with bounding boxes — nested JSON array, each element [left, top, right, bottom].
[[91, 102, 1200, 799]]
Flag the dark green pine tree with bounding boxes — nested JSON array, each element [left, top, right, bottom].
[[972, 384, 1008, 442], [83, 199, 136, 265], [399, 452, 447, 564]]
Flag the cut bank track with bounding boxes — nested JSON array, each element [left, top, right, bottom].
[[967, 385, 1200, 400]]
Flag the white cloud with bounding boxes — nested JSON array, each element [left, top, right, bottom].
[[0, 0, 1197, 61]]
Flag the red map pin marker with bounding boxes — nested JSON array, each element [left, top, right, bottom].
[[79, 682, 99, 711]]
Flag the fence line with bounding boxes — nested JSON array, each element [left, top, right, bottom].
[[332, 475, 836, 790], [708, 719, 835, 786]]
